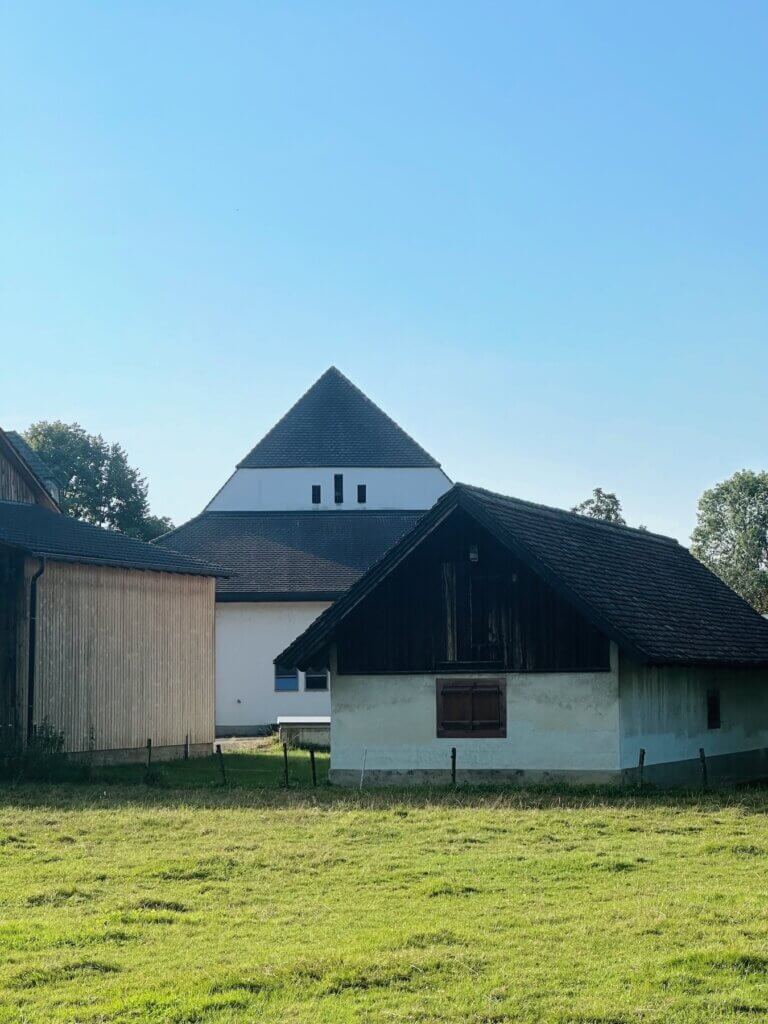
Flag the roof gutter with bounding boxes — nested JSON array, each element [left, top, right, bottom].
[[26, 557, 45, 745]]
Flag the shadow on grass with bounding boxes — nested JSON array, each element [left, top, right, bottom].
[[1, 765, 768, 814]]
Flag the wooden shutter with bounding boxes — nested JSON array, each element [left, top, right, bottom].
[[436, 679, 506, 738]]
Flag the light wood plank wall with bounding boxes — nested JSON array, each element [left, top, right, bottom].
[[25, 560, 215, 753]]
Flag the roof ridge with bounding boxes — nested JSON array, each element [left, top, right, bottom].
[[455, 483, 678, 545], [322, 367, 441, 469], [236, 367, 442, 469]]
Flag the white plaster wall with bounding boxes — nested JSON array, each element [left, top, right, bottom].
[[619, 656, 768, 768], [206, 467, 451, 512], [330, 644, 621, 773], [215, 602, 331, 730]]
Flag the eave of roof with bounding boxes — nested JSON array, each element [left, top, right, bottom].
[[0, 500, 222, 577], [276, 483, 768, 670]]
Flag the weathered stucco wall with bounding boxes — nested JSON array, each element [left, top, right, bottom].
[[330, 643, 621, 784], [619, 654, 768, 781], [215, 601, 331, 733]]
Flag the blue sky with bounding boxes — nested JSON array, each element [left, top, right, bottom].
[[1, 2, 765, 542]]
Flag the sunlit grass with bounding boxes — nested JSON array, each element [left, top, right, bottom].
[[2, 767, 768, 1021]]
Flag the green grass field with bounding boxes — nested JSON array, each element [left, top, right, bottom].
[[2, 748, 768, 1023]]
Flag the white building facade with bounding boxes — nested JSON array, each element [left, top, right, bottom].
[[158, 367, 451, 735]]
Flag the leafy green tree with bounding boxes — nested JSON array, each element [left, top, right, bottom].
[[691, 470, 768, 614], [571, 488, 627, 526], [23, 421, 173, 541]]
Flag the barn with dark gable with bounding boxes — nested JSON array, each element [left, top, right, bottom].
[[278, 483, 768, 787]]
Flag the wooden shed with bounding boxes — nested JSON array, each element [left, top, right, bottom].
[[278, 483, 768, 788], [0, 428, 218, 762]]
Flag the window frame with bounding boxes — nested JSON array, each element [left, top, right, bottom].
[[334, 473, 344, 504], [311, 484, 321, 505], [304, 668, 329, 692], [357, 483, 367, 504], [274, 665, 299, 692], [436, 677, 506, 739]]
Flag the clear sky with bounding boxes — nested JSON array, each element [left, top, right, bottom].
[[1, 2, 765, 543]]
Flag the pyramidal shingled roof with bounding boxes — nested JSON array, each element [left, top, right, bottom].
[[237, 367, 441, 469]]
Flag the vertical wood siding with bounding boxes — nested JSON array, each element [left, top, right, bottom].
[[0, 448, 36, 504], [26, 561, 215, 753]]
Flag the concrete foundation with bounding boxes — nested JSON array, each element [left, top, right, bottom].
[[68, 742, 212, 766]]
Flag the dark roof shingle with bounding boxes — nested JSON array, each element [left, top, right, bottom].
[[155, 510, 425, 599], [0, 500, 219, 576], [237, 367, 441, 469], [278, 483, 768, 668]]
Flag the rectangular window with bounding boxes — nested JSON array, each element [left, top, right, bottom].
[[334, 474, 344, 504], [707, 689, 721, 730], [436, 678, 506, 738], [275, 665, 299, 692], [312, 485, 321, 504], [357, 484, 367, 504], [305, 668, 329, 691]]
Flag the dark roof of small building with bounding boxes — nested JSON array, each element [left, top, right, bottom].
[[4, 432, 65, 496], [278, 483, 768, 669], [0, 500, 220, 576], [155, 509, 425, 600], [237, 367, 441, 469]]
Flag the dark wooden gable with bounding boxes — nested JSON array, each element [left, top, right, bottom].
[[336, 508, 610, 675]]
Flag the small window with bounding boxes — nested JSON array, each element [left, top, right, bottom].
[[312, 485, 321, 504], [707, 689, 721, 730], [436, 679, 506, 738], [305, 668, 329, 691], [275, 665, 299, 692], [357, 484, 367, 504], [334, 474, 344, 504]]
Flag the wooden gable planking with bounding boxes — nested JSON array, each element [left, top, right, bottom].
[[0, 445, 38, 505], [335, 508, 611, 675]]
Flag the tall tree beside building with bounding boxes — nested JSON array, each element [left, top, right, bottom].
[[691, 470, 768, 615], [23, 421, 173, 541], [571, 488, 627, 526]]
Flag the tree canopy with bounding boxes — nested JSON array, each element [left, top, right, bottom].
[[23, 421, 173, 542], [571, 488, 627, 526], [691, 469, 768, 615]]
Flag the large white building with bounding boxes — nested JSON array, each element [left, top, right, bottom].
[[158, 367, 451, 734]]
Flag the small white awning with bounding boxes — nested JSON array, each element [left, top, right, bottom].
[[276, 716, 331, 725]]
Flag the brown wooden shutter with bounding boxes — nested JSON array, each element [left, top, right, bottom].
[[436, 679, 506, 738]]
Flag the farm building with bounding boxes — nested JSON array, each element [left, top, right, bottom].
[[157, 367, 451, 735], [278, 483, 768, 787], [0, 427, 218, 762]]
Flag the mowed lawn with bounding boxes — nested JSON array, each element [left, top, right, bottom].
[[3, 758, 768, 1023]]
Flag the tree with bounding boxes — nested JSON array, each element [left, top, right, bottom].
[[571, 488, 627, 526], [23, 421, 173, 541], [691, 470, 768, 614]]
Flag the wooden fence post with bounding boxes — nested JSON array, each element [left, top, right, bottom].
[[451, 747, 457, 786], [638, 748, 645, 790], [699, 747, 708, 789], [283, 742, 290, 789], [216, 743, 227, 786], [310, 748, 317, 787]]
